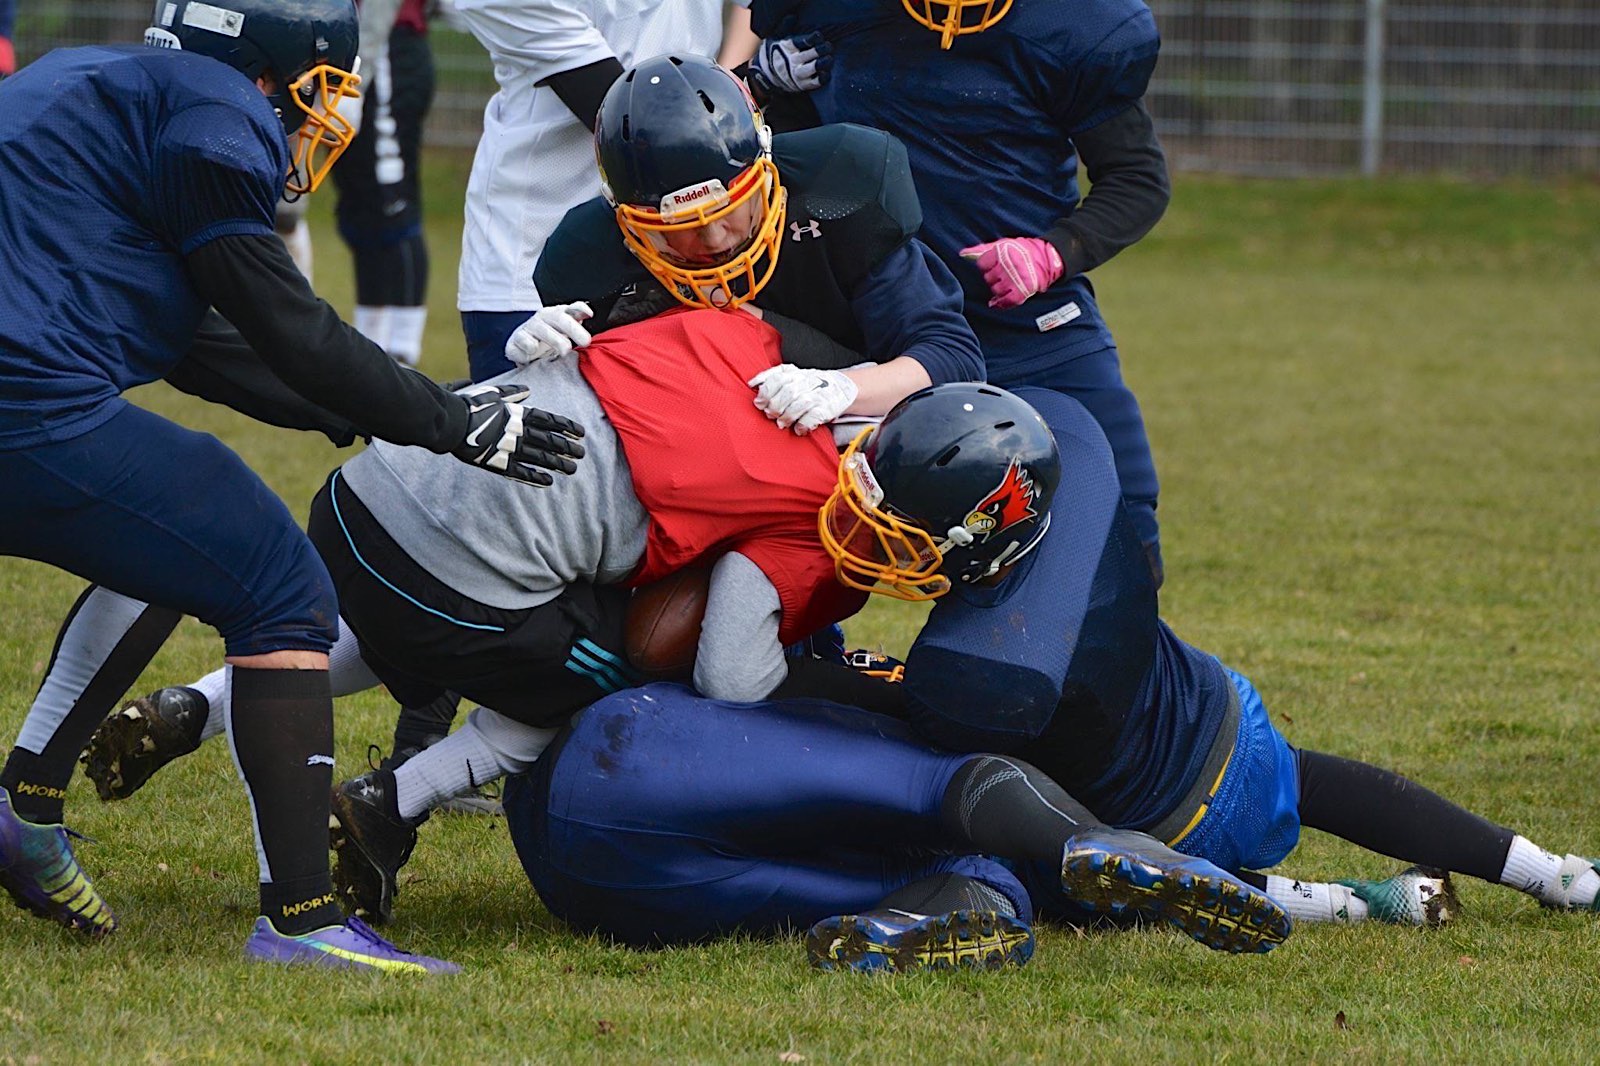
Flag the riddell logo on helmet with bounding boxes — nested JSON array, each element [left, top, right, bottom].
[[659, 180, 730, 222], [963, 458, 1040, 540]]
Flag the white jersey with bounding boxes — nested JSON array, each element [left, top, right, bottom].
[[453, 0, 729, 312]]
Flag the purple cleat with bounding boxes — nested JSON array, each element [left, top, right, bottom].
[[0, 786, 117, 937], [244, 915, 461, 974]]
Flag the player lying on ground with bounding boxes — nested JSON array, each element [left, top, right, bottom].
[[816, 383, 1600, 929], [74, 306, 933, 920], [499, 680, 1291, 969], [0, 0, 582, 973]]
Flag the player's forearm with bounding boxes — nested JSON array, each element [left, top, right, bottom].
[[1046, 101, 1171, 278], [841, 356, 931, 418], [187, 233, 468, 452], [693, 553, 789, 702]]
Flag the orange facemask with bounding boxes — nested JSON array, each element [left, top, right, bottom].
[[284, 59, 362, 195], [900, 0, 1015, 49], [817, 429, 953, 602]]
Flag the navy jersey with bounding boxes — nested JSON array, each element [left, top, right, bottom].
[[904, 388, 1228, 830], [763, 0, 1160, 382], [0, 46, 287, 449], [535, 123, 982, 387]]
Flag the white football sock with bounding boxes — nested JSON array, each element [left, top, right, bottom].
[[16, 587, 152, 753], [1264, 875, 1369, 923], [1501, 835, 1567, 905], [354, 305, 392, 352], [281, 218, 314, 281], [392, 707, 556, 821], [1557, 855, 1600, 909], [385, 306, 427, 367]]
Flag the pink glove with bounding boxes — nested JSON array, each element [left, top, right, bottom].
[[0, 36, 15, 78], [959, 237, 1064, 310]]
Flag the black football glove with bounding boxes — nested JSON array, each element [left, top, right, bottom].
[[450, 383, 585, 487]]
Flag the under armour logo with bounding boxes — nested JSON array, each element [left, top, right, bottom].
[[305, 754, 335, 768], [790, 220, 822, 241]]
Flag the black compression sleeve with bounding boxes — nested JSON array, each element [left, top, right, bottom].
[[761, 308, 866, 370], [769, 657, 909, 719], [166, 311, 361, 447], [186, 234, 467, 452], [1044, 101, 1171, 278], [539, 56, 625, 130], [1296, 749, 1515, 882]]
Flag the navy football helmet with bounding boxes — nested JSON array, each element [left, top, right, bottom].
[[144, 0, 362, 193], [594, 54, 787, 310], [820, 384, 1060, 600], [901, 0, 1015, 49]]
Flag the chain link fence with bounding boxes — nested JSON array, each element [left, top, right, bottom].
[[10, 1, 1598, 177]]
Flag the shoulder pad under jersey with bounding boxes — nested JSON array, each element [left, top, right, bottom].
[[774, 123, 922, 292], [534, 196, 654, 331]]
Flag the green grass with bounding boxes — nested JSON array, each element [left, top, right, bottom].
[[3, 162, 1600, 1062]]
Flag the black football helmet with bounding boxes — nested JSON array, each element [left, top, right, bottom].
[[144, 0, 362, 193], [820, 384, 1060, 601], [593, 54, 787, 310], [901, 0, 1015, 49]]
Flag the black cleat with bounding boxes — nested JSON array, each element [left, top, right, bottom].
[[329, 770, 420, 926], [80, 687, 208, 802]]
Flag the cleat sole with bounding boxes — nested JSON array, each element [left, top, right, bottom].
[[805, 910, 1033, 974]]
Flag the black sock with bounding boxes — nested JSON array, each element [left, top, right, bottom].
[[390, 691, 461, 760], [228, 667, 343, 935], [878, 872, 1019, 918], [939, 755, 1100, 862], [1236, 871, 1269, 890], [1, 588, 181, 823], [1297, 749, 1515, 882]]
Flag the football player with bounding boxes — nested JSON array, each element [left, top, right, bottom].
[[825, 383, 1598, 930], [490, 387, 1294, 967], [77, 306, 915, 925], [0, 0, 584, 973], [750, 0, 1173, 585], [526, 53, 983, 426]]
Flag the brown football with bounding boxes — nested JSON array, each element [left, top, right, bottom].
[[624, 564, 713, 679]]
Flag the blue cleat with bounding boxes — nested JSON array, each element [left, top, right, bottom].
[[244, 915, 461, 974], [1059, 827, 1291, 954], [0, 786, 117, 937], [805, 908, 1034, 973]]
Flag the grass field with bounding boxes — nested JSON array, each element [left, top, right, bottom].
[[2, 155, 1599, 1063]]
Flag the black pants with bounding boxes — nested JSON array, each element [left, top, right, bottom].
[[306, 472, 638, 729]]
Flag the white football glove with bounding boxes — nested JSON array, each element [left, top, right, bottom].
[[748, 365, 859, 435], [504, 302, 594, 366], [747, 31, 834, 97]]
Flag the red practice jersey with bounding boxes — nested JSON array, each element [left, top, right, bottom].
[[579, 308, 867, 643]]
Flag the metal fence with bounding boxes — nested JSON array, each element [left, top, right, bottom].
[[10, 2, 1599, 178]]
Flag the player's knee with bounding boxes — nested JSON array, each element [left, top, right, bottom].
[[215, 532, 339, 658]]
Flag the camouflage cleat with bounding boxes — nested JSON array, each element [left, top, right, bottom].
[[0, 787, 116, 936], [1338, 865, 1459, 926], [1060, 827, 1291, 954], [805, 908, 1034, 973], [244, 916, 460, 974], [328, 771, 419, 925], [81, 687, 208, 802]]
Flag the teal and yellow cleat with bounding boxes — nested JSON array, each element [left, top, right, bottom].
[[1337, 865, 1459, 926], [805, 908, 1034, 973], [243, 916, 461, 974], [0, 787, 116, 937], [1059, 827, 1290, 954]]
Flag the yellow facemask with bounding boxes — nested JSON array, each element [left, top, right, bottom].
[[900, 0, 1015, 49], [817, 429, 953, 602], [284, 60, 362, 195], [613, 155, 787, 310]]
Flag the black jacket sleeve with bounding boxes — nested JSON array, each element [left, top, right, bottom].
[[539, 56, 625, 131], [185, 234, 468, 453], [165, 311, 361, 447], [1043, 101, 1171, 278]]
